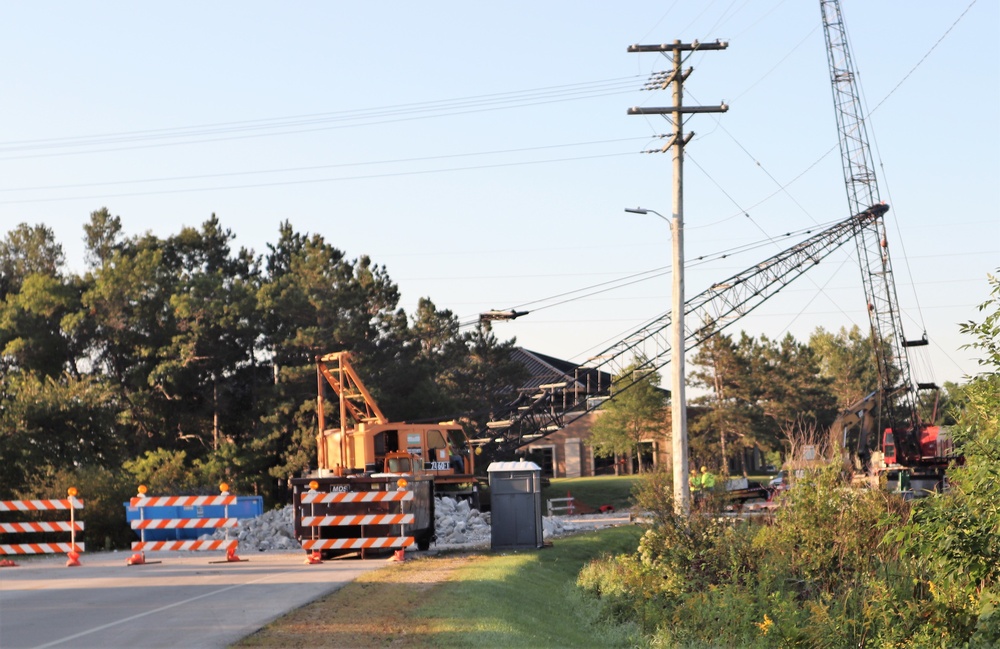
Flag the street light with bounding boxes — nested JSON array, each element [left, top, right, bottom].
[[625, 204, 690, 516], [479, 309, 529, 323], [624, 207, 669, 223]]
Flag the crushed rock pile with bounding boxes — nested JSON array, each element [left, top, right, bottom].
[[202, 504, 300, 552], [202, 496, 580, 552], [433, 496, 491, 547], [433, 496, 573, 549]]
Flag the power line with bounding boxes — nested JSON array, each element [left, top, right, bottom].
[[0, 137, 646, 194], [0, 151, 635, 206], [458, 220, 846, 327], [0, 77, 642, 160]]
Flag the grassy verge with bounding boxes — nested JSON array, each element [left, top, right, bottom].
[[233, 525, 644, 649], [542, 475, 640, 512]]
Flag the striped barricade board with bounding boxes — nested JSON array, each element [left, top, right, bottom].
[[301, 536, 413, 551], [130, 494, 239, 554], [300, 490, 413, 505], [129, 495, 236, 508], [0, 497, 84, 556], [300, 513, 414, 527], [131, 539, 238, 552], [0, 498, 84, 512], [131, 517, 238, 530], [300, 489, 414, 554]]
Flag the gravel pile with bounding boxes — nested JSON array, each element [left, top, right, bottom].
[[433, 496, 575, 548], [434, 496, 491, 547], [201, 505, 300, 552], [202, 496, 594, 553]]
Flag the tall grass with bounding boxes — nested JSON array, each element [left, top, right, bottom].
[[577, 466, 922, 647], [410, 526, 644, 648]]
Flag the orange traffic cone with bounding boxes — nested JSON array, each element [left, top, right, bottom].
[[66, 549, 81, 567], [226, 546, 241, 562], [0, 558, 18, 568], [126, 551, 145, 566], [393, 549, 406, 562], [305, 550, 322, 564]]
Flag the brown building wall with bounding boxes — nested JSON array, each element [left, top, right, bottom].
[[521, 410, 675, 478]]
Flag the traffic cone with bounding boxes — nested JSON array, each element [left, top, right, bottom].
[[126, 551, 145, 566], [226, 546, 241, 562], [305, 550, 322, 564], [0, 558, 18, 567], [66, 548, 81, 567], [393, 549, 406, 562]]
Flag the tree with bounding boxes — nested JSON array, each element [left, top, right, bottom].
[[809, 325, 878, 407], [0, 223, 64, 298], [151, 216, 262, 452], [689, 331, 838, 473], [452, 322, 528, 433], [0, 273, 79, 377], [589, 358, 667, 475], [0, 370, 121, 497], [689, 332, 756, 474], [256, 223, 410, 479], [83, 207, 124, 268], [750, 333, 838, 440]]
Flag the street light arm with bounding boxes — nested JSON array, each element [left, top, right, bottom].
[[625, 207, 669, 222], [479, 309, 529, 322]]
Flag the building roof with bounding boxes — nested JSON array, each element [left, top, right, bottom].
[[511, 348, 613, 396]]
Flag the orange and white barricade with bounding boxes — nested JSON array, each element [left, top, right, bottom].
[[127, 483, 242, 565], [300, 480, 413, 563], [0, 487, 84, 567]]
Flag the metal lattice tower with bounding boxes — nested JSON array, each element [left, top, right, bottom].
[[820, 0, 922, 452], [487, 206, 886, 450]]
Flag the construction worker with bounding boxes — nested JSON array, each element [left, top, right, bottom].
[[699, 466, 716, 491], [689, 468, 701, 492]]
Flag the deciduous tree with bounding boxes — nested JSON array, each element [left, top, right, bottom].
[[589, 358, 667, 474]]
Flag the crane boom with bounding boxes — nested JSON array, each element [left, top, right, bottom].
[[820, 0, 923, 463], [485, 204, 887, 450]]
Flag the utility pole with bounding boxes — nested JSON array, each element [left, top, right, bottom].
[[627, 39, 727, 516]]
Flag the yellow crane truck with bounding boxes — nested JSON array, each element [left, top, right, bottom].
[[291, 351, 478, 556]]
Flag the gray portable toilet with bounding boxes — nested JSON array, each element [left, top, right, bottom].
[[488, 460, 544, 551]]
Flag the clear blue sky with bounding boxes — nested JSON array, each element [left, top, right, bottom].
[[1, 1, 997, 388]]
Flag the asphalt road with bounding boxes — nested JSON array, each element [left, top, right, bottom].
[[0, 550, 389, 649]]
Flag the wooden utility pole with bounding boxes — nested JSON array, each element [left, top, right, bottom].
[[627, 39, 727, 516]]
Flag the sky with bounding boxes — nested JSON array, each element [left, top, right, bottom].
[[1, 1, 997, 391]]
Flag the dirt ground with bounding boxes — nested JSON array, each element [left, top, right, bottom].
[[232, 552, 485, 648]]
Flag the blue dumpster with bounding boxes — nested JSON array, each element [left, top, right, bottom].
[[124, 496, 264, 541]]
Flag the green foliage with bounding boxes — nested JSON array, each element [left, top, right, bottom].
[[0, 370, 122, 497], [580, 466, 916, 647], [579, 272, 1000, 647], [1, 213, 530, 542], [123, 448, 201, 494], [44, 465, 135, 550], [0, 222, 64, 297], [122, 445, 257, 496], [885, 270, 1000, 646], [809, 325, 878, 407]]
